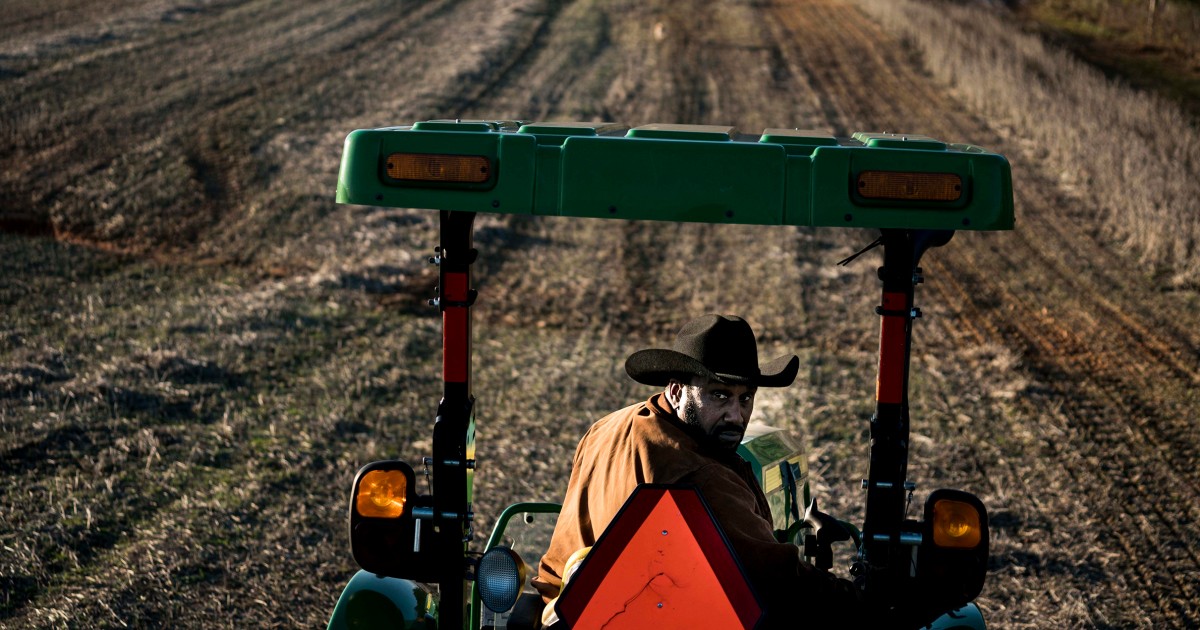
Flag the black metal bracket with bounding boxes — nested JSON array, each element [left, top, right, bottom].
[[803, 498, 854, 571], [430, 290, 479, 309]]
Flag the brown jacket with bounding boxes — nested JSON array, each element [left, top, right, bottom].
[[534, 394, 874, 626]]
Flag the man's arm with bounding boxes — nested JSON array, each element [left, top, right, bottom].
[[683, 463, 884, 626]]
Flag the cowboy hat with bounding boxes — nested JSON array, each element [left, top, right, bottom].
[[625, 315, 799, 387]]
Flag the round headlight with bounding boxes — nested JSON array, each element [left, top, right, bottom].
[[478, 547, 527, 613]]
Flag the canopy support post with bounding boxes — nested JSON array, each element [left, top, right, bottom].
[[860, 229, 952, 600], [432, 210, 478, 630]]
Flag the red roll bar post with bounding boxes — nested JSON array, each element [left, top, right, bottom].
[[860, 229, 952, 600], [431, 210, 479, 630]]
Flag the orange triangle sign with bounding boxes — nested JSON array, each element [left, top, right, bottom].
[[555, 484, 763, 629]]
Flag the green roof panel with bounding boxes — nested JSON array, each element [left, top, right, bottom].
[[336, 121, 1014, 231]]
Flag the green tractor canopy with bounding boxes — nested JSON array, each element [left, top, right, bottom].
[[332, 120, 1013, 630], [337, 120, 1012, 230]]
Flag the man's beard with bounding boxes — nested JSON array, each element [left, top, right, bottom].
[[682, 398, 743, 451]]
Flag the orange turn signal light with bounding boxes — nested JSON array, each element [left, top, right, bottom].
[[386, 153, 490, 183], [857, 171, 963, 202], [931, 499, 982, 549], [355, 469, 408, 518]]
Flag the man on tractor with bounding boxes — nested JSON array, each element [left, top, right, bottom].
[[532, 314, 886, 628]]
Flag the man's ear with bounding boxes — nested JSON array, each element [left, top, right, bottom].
[[665, 379, 684, 408]]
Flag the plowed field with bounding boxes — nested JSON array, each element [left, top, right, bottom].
[[3, 0, 1199, 627]]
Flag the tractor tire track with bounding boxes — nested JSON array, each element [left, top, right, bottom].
[[767, 0, 1200, 626], [1, 0, 577, 624], [927, 188, 1200, 620]]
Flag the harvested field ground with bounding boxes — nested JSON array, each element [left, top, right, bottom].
[[2, 0, 1199, 628]]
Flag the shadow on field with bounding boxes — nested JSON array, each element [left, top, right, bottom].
[[0, 357, 244, 478], [0, 362, 71, 399], [141, 355, 244, 389], [986, 510, 1108, 582], [0, 480, 179, 621], [1, 390, 187, 478], [335, 264, 413, 295], [0, 577, 38, 619], [474, 222, 556, 250], [990, 549, 1107, 583], [104, 386, 201, 419], [0, 425, 92, 477]]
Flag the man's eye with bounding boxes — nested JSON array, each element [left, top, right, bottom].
[[740, 395, 753, 403], [713, 392, 729, 400]]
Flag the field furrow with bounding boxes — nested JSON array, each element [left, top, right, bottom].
[[766, 0, 1200, 626]]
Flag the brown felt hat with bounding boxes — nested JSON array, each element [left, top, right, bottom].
[[625, 315, 799, 387]]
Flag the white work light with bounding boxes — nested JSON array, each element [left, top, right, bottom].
[[477, 547, 527, 613]]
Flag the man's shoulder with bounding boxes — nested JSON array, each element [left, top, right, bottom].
[[593, 398, 659, 426], [587, 395, 682, 439]]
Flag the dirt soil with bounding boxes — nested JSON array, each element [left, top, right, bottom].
[[2, 0, 1199, 627]]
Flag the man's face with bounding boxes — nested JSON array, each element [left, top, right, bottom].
[[668, 377, 757, 451]]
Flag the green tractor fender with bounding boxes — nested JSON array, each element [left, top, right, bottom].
[[327, 570, 437, 630]]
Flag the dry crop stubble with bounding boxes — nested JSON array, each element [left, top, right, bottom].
[[852, 0, 1200, 286], [0, 232, 467, 625], [769, 0, 1200, 626], [4, 0, 1200, 626], [0, 0, 579, 619]]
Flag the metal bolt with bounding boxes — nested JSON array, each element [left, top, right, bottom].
[[657, 603, 663, 609], [661, 529, 668, 536]]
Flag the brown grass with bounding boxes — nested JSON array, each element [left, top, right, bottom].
[[1019, 0, 1200, 108], [852, 0, 1200, 286]]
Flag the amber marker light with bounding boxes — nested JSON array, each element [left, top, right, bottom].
[[857, 171, 963, 202], [386, 153, 490, 183], [932, 499, 982, 549], [355, 469, 408, 518]]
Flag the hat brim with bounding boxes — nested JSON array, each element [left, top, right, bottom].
[[625, 349, 799, 388]]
